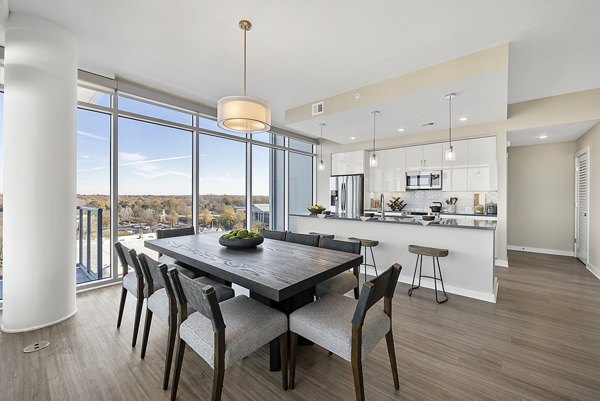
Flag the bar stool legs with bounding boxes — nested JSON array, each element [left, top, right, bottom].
[[408, 254, 448, 304], [363, 245, 379, 280]]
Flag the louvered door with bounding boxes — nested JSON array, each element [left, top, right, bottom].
[[576, 152, 589, 263]]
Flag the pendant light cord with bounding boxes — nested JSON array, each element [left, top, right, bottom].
[[372, 112, 377, 152], [448, 95, 452, 147], [243, 27, 247, 97], [320, 124, 324, 161]]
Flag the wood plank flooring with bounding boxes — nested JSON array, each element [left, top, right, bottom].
[[1, 251, 600, 400]]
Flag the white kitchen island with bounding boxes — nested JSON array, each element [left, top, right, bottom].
[[293, 214, 498, 303]]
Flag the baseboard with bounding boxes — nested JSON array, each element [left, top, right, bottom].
[[587, 263, 600, 281], [495, 259, 509, 268], [1, 307, 78, 333], [507, 245, 575, 257]]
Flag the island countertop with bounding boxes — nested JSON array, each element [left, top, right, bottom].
[[290, 213, 497, 231]]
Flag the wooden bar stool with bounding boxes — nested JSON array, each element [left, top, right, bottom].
[[407, 244, 449, 304], [348, 237, 379, 280]]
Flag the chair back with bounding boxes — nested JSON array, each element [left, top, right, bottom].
[[352, 263, 402, 327], [285, 232, 320, 247], [260, 229, 287, 241], [156, 226, 195, 239], [319, 238, 361, 255], [168, 268, 225, 333], [114, 242, 143, 278], [138, 253, 167, 294]]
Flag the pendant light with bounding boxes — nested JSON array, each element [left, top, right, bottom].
[[318, 123, 326, 171], [217, 20, 271, 133], [444, 93, 456, 161], [369, 111, 380, 167]]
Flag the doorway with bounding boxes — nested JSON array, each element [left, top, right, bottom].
[[575, 148, 590, 264]]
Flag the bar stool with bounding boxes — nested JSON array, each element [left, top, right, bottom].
[[407, 244, 449, 304], [348, 237, 379, 280]]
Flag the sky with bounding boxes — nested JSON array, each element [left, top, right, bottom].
[[75, 95, 271, 196]]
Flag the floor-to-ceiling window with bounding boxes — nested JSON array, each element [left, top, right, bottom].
[[117, 109, 193, 258], [289, 150, 315, 231], [0, 92, 4, 300], [198, 133, 246, 231]]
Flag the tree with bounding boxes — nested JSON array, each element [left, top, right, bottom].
[[169, 210, 179, 227], [199, 208, 213, 226], [119, 206, 134, 222], [218, 206, 237, 229]]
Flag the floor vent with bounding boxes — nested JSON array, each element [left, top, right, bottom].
[[23, 341, 50, 353]]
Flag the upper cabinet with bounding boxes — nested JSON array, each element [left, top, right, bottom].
[[368, 148, 406, 192], [442, 140, 468, 191], [467, 137, 497, 191], [367, 150, 386, 192], [405, 143, 443, 171], [331, 150, 365, 175]]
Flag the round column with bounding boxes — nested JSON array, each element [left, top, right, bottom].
[[1, 13, 78, 332]]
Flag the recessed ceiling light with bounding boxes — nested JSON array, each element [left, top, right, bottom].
[[397, 128, 405, 132], [538, 134, 548, 139], [459, 117, 468, 121], [350, 136, 356, 140]]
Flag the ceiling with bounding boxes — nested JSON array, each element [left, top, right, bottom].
[[4, 0, 600, 139], [508, 120, 599, 147]]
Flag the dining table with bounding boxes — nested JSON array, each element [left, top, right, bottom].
[[144, 231, 363, 371]]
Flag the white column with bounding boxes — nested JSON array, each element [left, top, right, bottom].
[[1, 13, 78, 332]]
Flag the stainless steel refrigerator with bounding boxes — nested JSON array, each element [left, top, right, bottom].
[[330, 174, 364, 218]]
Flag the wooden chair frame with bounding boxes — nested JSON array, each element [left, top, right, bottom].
[[114, 242, 145, 348], [319, 238, 362, 300]]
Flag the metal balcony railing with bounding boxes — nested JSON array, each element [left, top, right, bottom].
[[77, 206, 103, 282]]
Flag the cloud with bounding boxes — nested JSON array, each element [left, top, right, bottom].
[[77, 130, 107, 141], [78, 153, 192, 175]]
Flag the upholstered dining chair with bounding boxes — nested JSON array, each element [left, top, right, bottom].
[[289, 263, 402, 401], [114, 242, 145, 347], [156, 226, 202, 278], [168, 269, 289, 401], [137, 254, 235, 390], [285, 232, 320, 247], [315, 238, 362, 300], [259, 228, 287, 241]]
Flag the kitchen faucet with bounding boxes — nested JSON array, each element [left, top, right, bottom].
[[380, 193, 385, 219]]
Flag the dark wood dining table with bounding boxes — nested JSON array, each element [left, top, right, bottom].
[[144, 232, 363, 371]]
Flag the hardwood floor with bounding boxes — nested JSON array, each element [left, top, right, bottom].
[[1, 251, 600, 400]]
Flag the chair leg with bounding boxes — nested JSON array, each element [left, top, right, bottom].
[[289, 332, 298, 389], [351, 346, 365, 401], [385, 330, 400, 390], [212, 337, 225, 401], [353, 285, 360, 300], [140, 309, 153, 359], [132, 296, 144, 347], [279, 332, 289, 390], [117, 287, 127, 328], [170, 339, 186, 401], [369, 246, 378, 276], [163, 315, 177, 390]]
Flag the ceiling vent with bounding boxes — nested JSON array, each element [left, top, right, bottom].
[[420, 122, 436, 127], [312, 101, 324, 116]]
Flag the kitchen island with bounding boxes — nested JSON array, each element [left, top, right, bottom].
[[291, 214, 498, 303]]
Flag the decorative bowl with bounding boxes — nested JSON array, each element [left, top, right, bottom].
[[360, 216, 371, 222], [317, 214, 327, 219], [219, 235, 264, 249], [308, 205, 326, 214], [422, 215, 436, 221]]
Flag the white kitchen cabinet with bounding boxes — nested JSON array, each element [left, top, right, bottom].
[[386, 147, 406, 191], [442, 140, 468, 191], [404, 143, 443, 171], [367, 150, 386, 192], [331, 150, 365, 175], [404, 146, 423, 171], [422, 143, 443, 170], [467, 137, 497, 191]]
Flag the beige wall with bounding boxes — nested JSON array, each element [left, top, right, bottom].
[[576, 122, 600, 270], [507, 142, 576, 253]]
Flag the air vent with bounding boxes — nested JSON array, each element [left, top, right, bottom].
[[420, 122, 436, 127], [312, 101, 324, 116]]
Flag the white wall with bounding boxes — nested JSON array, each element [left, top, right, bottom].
[[507, 142, 576, 255]]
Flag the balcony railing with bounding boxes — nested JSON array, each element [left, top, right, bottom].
[[77, 206, 103, 283]]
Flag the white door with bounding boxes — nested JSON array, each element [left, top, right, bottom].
[[575, 150, 589, 264]]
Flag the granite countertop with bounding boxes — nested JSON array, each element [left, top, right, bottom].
[[290, 213, 497, 231], [364, 209, 497, 218]]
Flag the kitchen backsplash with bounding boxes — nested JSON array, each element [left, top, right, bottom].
[[368, 191, 497, 214]]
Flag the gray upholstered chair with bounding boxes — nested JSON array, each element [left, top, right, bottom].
[[289, 264, 402, 401], [156, 226, 203, 278], [114, 242, 146, 347], [168, 269, 289, 401], [137, 254, 235, 390], [315, 238, 362, 300], [285, 232, 320, 247], [259, 228, 287, 241]]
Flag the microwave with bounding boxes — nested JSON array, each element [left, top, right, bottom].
[[406, 171, 442, 190]]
